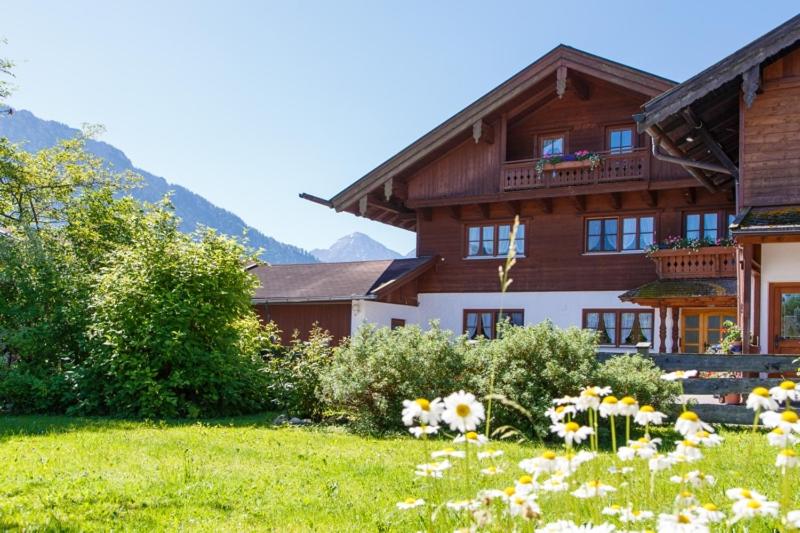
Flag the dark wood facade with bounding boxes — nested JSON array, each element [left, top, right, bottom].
[[257, 302, 352, 345]]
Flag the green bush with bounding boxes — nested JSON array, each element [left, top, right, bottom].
[[0, 364, 75, 414], [265, 325, 333, 419], [319, 322, 467, 433], [78, 213, 271, 418], [464, 321, 599, 438], [594, 353, 680, 412]]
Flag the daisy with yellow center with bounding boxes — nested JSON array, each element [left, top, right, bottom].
[[454, 431, 488, 446], [476, 448, 503, 460], [731, 497, 780, 523], [674, 410, 714, 436], [634, 405, 667, 435], [431, 447, 465, 459], [396, 497, 424, 510], [401, 397, 443, 427], [480, 465, 503, 476], [657, 511, 703, 531], [661, 369, 698, 381], [441, 391, 485, 433], [550, 421, 593, 449], [571, 479, 617, 498], [687, 430, 723, 447], [519, 450, 566, 476], [767, 426, 799, 447], [770, 380, 800, 404], [760, 409, 800, 433], [693, 502, 725, 523], [776, 448, 798, 470]]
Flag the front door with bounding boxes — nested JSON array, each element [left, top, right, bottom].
[[681, 308, 737, 353], [769, 283, 800, 354]]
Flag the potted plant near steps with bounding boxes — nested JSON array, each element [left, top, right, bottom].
[[719, 320, 743, 405]]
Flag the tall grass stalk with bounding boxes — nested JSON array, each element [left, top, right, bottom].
[[484, 215, 520, 440]]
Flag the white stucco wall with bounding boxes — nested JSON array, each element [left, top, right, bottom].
[[353, 291, 658, 351], [759, 243, 800, 349]]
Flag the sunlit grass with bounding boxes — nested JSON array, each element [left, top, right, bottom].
[[0, 416, 790, 531]]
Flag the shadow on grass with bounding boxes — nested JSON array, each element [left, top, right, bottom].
[[0, 412, 280, 441]]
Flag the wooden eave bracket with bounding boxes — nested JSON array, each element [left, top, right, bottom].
[[472, 120, 494, 144], [681, 107, 740, 180], [742, 64, 761, 109]]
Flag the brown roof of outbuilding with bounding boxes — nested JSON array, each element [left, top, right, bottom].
[[250, 257, 436, 303]]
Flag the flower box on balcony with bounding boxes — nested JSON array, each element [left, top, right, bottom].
[[540, 160, 593, 171], [649, 246, 736, 279]]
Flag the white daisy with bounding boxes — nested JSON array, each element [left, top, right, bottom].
[[618, 396, 639, 417], [619, 508, 653, 523], [730, 497, 779, 523], [675, 491, 699, 508], [408, 425, 438, 438], [431, 447, 465, 459], [776, 448, 798, 470], [539, 475, 569, 492], [657, 511, 709, 532], [661, 370, 698, 381], [519, 451, 567, 476], [746, 387, 779, 412], [693, 503, 725, 523], [770, 381, 800, 403], [648, 453, 675, 472], [396, 497, 424, 510], [601, 504, 623, 516], [441, 391, 485, 433], [508, 494, 541, 520], [480, 465, 503, 476], [599, 396, 621, 418], [674, 440, 703, 462], [454, 431, 489, 446], [634, 405, 667, 426], [554, 395, 579, 406], [670, 470, 715, 487], [786, 510, 800, 529], [686, 430, 723, 447], [551, 421, 593, 447], [575, 386, 611, 411], [546, 404, 576, 424], [414, 460, 451, 478], [446, 499, 479, 511], [725, 487, 768, 501], [767, 427, 799, 447], [515, 474, 537, 496], [571, 480, 616, 498], [760, 410, 800, 432], [401, 397, 444, 426], [477, 448, 503, 460], [674, 411, 714, 436]]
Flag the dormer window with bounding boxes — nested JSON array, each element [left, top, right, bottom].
[[541, 135, 565, 157], [608, 126, 634, 154]]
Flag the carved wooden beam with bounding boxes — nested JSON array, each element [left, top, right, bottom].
[[683, 187, 696, 205], [556, 65, 567, 99], [609, 192, 622, 210], [742, 64, 761, 109], [477, 203, 491, 219], [670, 307, 680, 354], [681, 107, 739, 180], [358, 196, 368, 216], [472, 120, 494, 144], [658, 307, 667, 354], [641, 189, 658, 207], [647, 125, 717, 193], [570, 194, 586, 213], [383, 178, 393, 201]]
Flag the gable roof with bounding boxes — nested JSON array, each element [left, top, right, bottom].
[[638, 14, 800, 130], [250, 257, 435, 303], [305, 45, 675, 216]]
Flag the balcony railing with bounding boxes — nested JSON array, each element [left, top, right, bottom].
[[650, 247, 736, 279], [502, 148, 649, 192]]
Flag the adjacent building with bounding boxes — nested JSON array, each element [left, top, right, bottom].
[[259, 16, 800, 353]]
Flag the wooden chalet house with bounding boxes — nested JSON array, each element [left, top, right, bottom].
[[255, 15, 800, 354]]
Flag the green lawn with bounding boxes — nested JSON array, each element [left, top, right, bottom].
[[0, 416, 788, 531]]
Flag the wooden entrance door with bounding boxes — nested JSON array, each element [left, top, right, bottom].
[[769, 283, 800, 354], [681, 308, 737, 353]]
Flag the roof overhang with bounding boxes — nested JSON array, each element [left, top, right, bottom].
[[731, 205, 800, 243], [619, 278, 737, 307], [301, 45, 675, 228]]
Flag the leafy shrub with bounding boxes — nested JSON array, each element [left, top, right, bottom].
[[319, 322, 467, 433], [78, 213, 271, 418], [464, 321, 599, 438], [265, 325, 333, 419], [0, 364, 75, 414], [594, 353, 680, 412]]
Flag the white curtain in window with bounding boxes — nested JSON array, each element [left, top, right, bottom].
[[621, 312, 635, 344], [481, 313, 493, 339], [639, 313, 653, 341], [603, 312, 616, 344], [466, 313, 478, 339], [586, 312, 599, 330]]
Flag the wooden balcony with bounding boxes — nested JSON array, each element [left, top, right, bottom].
[[650, 247, 736, 279], [502, 148, 649, 192]]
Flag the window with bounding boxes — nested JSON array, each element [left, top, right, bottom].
[[608, 127, 635, 154], [541, 135, 565, 157], [466, 222, 526, 258], [583, 309, 654, 347], [684, 211, 733, 241], [390, 318, 406, 330], [586, 215, 654, 253], [464, 309, 524, 340], [681, 309, 736, 353]]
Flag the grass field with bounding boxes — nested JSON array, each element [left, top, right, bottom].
[[0, 415, 788, 531]]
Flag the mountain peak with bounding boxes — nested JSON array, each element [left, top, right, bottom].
[[311, 232, 405, 263]]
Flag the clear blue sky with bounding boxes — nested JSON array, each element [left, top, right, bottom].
[[3, 1, 797, 254]]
